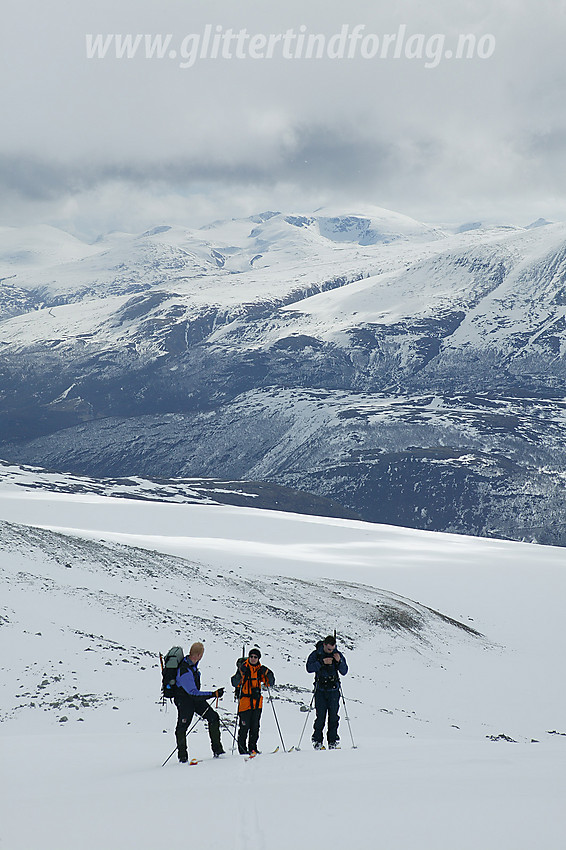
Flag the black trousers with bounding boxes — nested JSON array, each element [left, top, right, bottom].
[[313, 688, 340, 745], [237, 707, 262, 754], [175, 692, 222, 756]]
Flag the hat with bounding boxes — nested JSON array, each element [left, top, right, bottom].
[[249, 648, 261, 659]]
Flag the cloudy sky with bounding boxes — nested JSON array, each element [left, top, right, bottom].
[[3, 0, 566, 236]]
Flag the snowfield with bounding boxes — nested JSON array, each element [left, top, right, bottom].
[[1, 475, 566, 849]]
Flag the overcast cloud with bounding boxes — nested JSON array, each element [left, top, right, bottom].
[[2, 0, 566, 236]]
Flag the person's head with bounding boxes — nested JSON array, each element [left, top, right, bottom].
[[322, 636, 336, 654], [189, 641, 205, 663], [248, 648, 261, 666]]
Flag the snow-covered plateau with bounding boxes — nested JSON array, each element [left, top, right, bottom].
[[1, 206, 566, 543], [1, 475, 565, 850]]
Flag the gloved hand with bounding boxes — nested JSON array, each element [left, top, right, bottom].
[[214, 687, 225, 699]]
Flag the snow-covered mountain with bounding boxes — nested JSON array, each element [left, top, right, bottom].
[[1, 483, 566, 849], [1, 208, 565, 543], [0, 224, 100, 274], [0, 206, 443, 305]]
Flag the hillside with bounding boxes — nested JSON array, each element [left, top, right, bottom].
[[1, 483, 566, 849], [1, 209, 566, 543]]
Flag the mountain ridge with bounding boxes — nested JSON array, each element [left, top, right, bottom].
[[1, 207, 565, 544]]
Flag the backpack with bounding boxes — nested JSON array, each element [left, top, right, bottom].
[[160, 646, 184, 702], [232, 657, 246, 700], [316, 666, 339, 690], [314, 641, 339, 690]]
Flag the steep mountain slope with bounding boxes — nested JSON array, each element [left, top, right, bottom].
[[4, 389, 566, 543], [1, 210, 565, 543]]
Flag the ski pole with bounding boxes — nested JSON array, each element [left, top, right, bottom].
[[266, 686, 286, 752], [232, 644, 245, 754], [161, 713, 205, 766], [296, 690, 315, 751], [220, 716, 239, 743], [338, 679, 357, 749], [217, 714, 239, 743], [187, 714, 204, 735], [231, 711, 240, 754], [203, 700, 239, 744], [159, 653, 165, 705], [161, 746, 178, 767]]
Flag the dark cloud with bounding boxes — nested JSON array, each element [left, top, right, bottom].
[[0, 153, 264, 200], [0, 156, 76, 201], [0, 123, 438, 204], [276, 125, 397, 190], [525, 130, 566, 158]]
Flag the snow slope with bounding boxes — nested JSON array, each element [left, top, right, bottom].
[[0, 224, 101, 276], [1, 479, 566, 850], [274, 221, 566, 351], [0, 207, 443, 305]]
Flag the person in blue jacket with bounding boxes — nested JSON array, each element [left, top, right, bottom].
[[306, 635, 348, 749], [175, 641, 225, 761]]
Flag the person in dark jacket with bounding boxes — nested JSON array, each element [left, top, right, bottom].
[[175, 641, 225, 761], [231, 648, 275, 755], [306, 635, 348, 749]]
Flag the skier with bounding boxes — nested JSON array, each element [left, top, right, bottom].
[[231, 648, 275, 755], [174, 641, 225, 762], [306, 635, 348, 750]]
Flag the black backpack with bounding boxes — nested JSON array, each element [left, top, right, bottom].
[[231, 657, 246, 700], [315, 642, 339, 690], [160, 646, 184, 702], [317, 666, 339, 690]]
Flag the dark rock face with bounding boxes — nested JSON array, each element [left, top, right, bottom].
[[1, 218, 566, 545]]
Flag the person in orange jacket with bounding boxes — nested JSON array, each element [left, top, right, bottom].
[[231, 648, 275, 755]]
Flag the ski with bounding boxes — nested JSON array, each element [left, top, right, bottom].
[[244, 745, 280, 761], [244, 745, 295, 761]]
